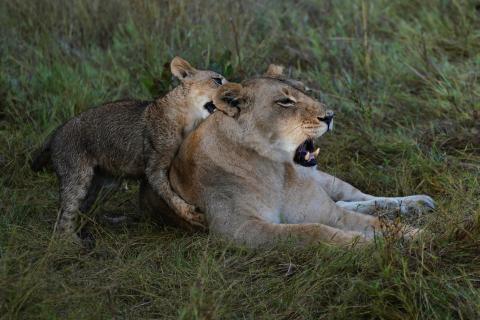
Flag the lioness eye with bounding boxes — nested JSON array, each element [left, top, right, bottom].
[[276, 97, 296, 107], [212, 77, 223, 85]]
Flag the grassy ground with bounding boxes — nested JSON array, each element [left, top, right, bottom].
[[1, 0, 479, 318]]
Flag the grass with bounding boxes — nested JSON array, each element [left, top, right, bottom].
[[1, 0, 479, 318]]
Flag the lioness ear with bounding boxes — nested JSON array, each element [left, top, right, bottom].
[[264, 64, 284, 77], [171, 56, 197, 81], [213, 83, 244, 117]]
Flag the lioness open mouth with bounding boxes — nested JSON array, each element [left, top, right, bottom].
[[204, 101, 216, 114], [293, 139, 319, 167]]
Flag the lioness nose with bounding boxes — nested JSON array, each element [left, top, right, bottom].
[[318, 111, 334, 126]]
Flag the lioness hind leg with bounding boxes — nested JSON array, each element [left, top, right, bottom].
[[232, 220, 369, 248], [332, 206, 423, 240]]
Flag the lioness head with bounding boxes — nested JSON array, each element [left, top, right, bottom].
[[213, 66, 334, 167], [170, 56, 227, 117]]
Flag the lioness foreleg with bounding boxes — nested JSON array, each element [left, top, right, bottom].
[[282, 177, 421, 240], [298, 168, 373, 202], [336, 195, 435, 215], [232, 220, 368, 248], [302, 168, 435, 214]]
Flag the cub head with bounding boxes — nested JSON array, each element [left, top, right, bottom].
[[213, 66, 334, 167], [170, 56, 227, 118]]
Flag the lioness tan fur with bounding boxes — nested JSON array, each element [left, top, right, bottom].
[[141, 66, 434, 247], [31, 57, 229, 243]]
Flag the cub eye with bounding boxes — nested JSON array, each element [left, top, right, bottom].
[[212, 77, 223, 85], [276, 97, 296, 107]]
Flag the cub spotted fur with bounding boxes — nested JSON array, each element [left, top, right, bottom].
[[31, 57, 228, 243]]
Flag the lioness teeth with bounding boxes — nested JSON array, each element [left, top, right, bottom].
[[313, 148, 320, 157], [304, 152, 311, 161]]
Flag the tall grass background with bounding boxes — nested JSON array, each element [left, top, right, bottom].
[[1, 0, 479, 318]]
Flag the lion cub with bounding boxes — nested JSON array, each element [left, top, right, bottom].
[[31, 57, 227, 242]]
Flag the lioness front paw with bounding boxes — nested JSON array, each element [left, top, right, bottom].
[[398, 195, 435, 214], [327, 231, 369, 247]]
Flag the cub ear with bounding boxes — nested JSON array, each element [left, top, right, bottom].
[[170, 56, 197, 81], [213, 83, 245, 117], [264, 64, 285, 77]]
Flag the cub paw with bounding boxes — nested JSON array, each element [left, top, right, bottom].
[[181, 204, 207, 229], [55, 228, 96, 250], [77, 228, 96, 250]]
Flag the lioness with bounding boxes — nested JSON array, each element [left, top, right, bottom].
[[31, 57, 230, 242], [141, 68, 434, 247]]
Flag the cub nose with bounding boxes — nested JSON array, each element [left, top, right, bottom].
[[318, 111, 334, 126]]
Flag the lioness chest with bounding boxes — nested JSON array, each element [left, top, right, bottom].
[[223, 161, 320, 224], [212, 153, 291, 222]]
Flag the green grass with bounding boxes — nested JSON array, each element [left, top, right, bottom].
[[1, 0, 479, 318]]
